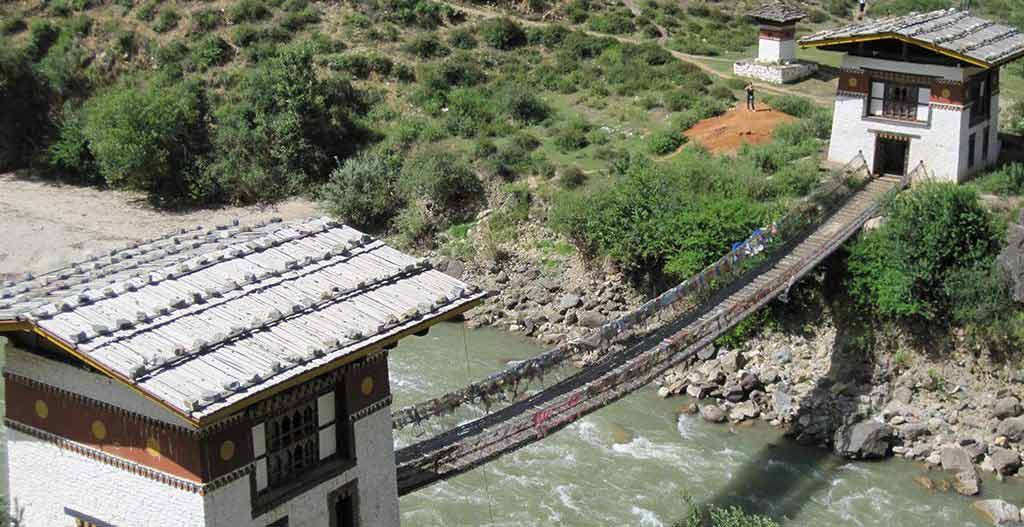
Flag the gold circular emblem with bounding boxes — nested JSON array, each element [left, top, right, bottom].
[[91, 420, 108, 441], [34, 400, 49, 419], [361, 376, 375, 396], [848, 77, 858, 88], [220, 440, 236, 462], [941, 88, 951, 99], [146, 437, 161, 457]]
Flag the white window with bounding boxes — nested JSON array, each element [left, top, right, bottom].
[[869, 81, 885, 116], [915, 87, 931, 121]]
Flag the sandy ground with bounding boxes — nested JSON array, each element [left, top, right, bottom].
[[682, 102, 798, 156], [0, 173, 319, 280]]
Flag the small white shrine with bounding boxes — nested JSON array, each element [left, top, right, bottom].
[[734, 1, 817, 84]]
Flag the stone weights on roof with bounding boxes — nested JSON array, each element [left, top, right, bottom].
[[746, 0, 808, 25]]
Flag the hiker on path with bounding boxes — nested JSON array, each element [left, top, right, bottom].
[[858, 0, 867, 19], [745, 82, 756, 111]]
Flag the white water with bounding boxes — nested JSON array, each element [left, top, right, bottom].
[[394, 322, 1024, 526]]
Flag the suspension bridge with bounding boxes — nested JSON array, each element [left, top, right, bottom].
[[392, 156, 916, 496]]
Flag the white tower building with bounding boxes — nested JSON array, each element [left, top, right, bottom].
[[801, 9, 1024, 182]]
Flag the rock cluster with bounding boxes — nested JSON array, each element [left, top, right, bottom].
[[434, 255, 641, 346]]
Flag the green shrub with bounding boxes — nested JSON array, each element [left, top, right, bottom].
[[399, 147, 483, 219], [27, 20, 60, 59], [972, 163, 1024, 196], [231, 25, 262, 47], [554, 118, 591, 151], [449, 27, 477, 49], [49, 102, 98, 183], [587, 10, 635, 34], [228, 0, 270, 23], [395, 203, 434, 248], [135, 0, 157, 21], [764, 94, 817, 118], [665, 89, 696, 111], [479, 18, 526, 50], [205, 41, 366, 204], [673, 499, 779, 527], [320, 150, 404, 230], [871, 0, 948, 16], [153, 8, 180, 32], [0, 16, 27, 35], [404, 34, 449, 58], [34, 33, 91, 98], [81, 77, 209, 203], [808, 8, 829, 23], [0, 43, 53, 171], [499, 85, 549, 124], [190, 36, 232, 71], [847, 183, 1001, 320], [558, 166, 586, 188], [280, 8, 320, 31], [443, 87, 493, 137], [68, 14, 93, 36], [191, 9, 223, 32], [648, 130, 684, 155]]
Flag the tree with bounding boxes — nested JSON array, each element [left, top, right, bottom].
[[319, 149, 404, 230], [0, 42, 51, 171]]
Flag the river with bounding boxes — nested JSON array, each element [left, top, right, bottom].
[[393, 323, 1024, 527]]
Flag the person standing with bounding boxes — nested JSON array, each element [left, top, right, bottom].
[[745, 82, 756, 111], [858, 0, 867, 19]]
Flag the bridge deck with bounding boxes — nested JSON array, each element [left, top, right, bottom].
[[394, 174, 901, 496]]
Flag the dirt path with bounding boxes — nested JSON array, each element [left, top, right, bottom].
[[0, 173, 318, 279], [437, 0, 833, 106]]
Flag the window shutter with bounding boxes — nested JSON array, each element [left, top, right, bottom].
[[318, 392, 337, 460], [252, 423, 266, 458], [869, 81, 884, 116], [318, 392, 335, 426], [916, 87, 931, 121], [256, 458, 269, 491]]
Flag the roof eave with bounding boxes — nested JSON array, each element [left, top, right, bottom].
[[798, 33, 993, 68]]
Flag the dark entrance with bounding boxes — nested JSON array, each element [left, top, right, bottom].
[[874, 135, 909, 175], [329, 482, 358, 527]]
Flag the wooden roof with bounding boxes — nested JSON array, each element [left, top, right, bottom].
[[799, 8, 1024, 68], [0, 218, 484, 426]]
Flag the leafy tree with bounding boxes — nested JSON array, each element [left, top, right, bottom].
[[204, 41, 366, 204], [479, 18, 526, 50], [81, 76, 210, 203], [0, 41, 52, 171], [847, 183, 1001, 320], [49, 102, 98, 183]]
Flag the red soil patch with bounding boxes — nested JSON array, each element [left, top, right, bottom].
[[681, 102, 797, 156]]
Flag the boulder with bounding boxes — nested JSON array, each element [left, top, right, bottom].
[[697, 347, 717, 361], [772, 389, 796, 418], [577, 310, 605, 328], [955, 470, 981, 496], [834, 420, 893, 459], [739, 372, 760, 393], [558, 294, 582, 312], [990, 447, 1022, 476], [723, 384, 746, 403], [729, 400, 760, 422], [699, 404, 726, 423], [443, 259, 465, 279], [972, 499, 1023, 526], [719, 350, 745, 373], [773, 346, 792, 364], [893, 386, 913, 405], [994, 397, 1023, 420], [997, 417, 1024, 442], [941, 445, 977, 474]]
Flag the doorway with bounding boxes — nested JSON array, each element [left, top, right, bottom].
[[329, 482, 358, 527], [874, 136, 909, 175]]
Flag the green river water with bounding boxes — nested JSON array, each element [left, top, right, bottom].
[[393, 323, 1024, 527], [2, 326, 1024, 526]]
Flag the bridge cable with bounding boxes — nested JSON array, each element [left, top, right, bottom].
[[462, 321, 497, 525]]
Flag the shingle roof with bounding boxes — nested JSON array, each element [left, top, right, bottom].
[[0, 217, 484, 423], [747, 1, 807, 24], [799, 8, 1024, 67]]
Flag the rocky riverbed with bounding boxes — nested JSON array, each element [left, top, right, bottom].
[[428, 233, 1024, 525]]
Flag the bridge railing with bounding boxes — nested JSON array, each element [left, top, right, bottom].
[[396, 157, 911, 492], [390, 152, 870, 430]]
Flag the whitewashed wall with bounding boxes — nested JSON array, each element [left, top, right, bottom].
[[7, 428, 206, 526], [758, 38, 782, 62], [203, 407, 400, 527]]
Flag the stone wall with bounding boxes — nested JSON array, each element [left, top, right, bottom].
[[733, 60, 817, 85]]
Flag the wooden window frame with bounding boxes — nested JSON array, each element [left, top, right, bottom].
[[868, 80, 929, 122]]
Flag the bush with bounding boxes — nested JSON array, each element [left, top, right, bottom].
[[499, 85, 550, 124], [449, 28, 477, 49], [848, 183, 1001, 320], [479, 18, 526, 50], [204, 41, 366, 204], [972, 163, 1024, 196], [554, 118, 591, 151], [558, 166, 586, 188], [35, 33, 92, 98], [404, 34, 449, 58], [81, 77, 209, 202], [280, 8, 320, 31], [228, 0, 270, 23], [399, 147, 483, 219], [190, 36, 232, 71], [765, 94, 817, 118], [587, 10, 635, 34], [320, 150, 404, 230], [1, 16, 27, 36], [136, 1, 157, 22], [49, 103, 98, 183], [68, 14, 93, 36], [674, 499, 779, 527], [648, 130, 684, 155], [153, 8, 180, 32], [27, 20, 60, 59], [0, 43, 53, 171], [443, 87, 493, 137], [191, 9, 223, 32]]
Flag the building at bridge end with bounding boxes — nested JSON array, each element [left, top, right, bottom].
[[0, 217, 485, 527], [801, 9, 1024, 182]]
